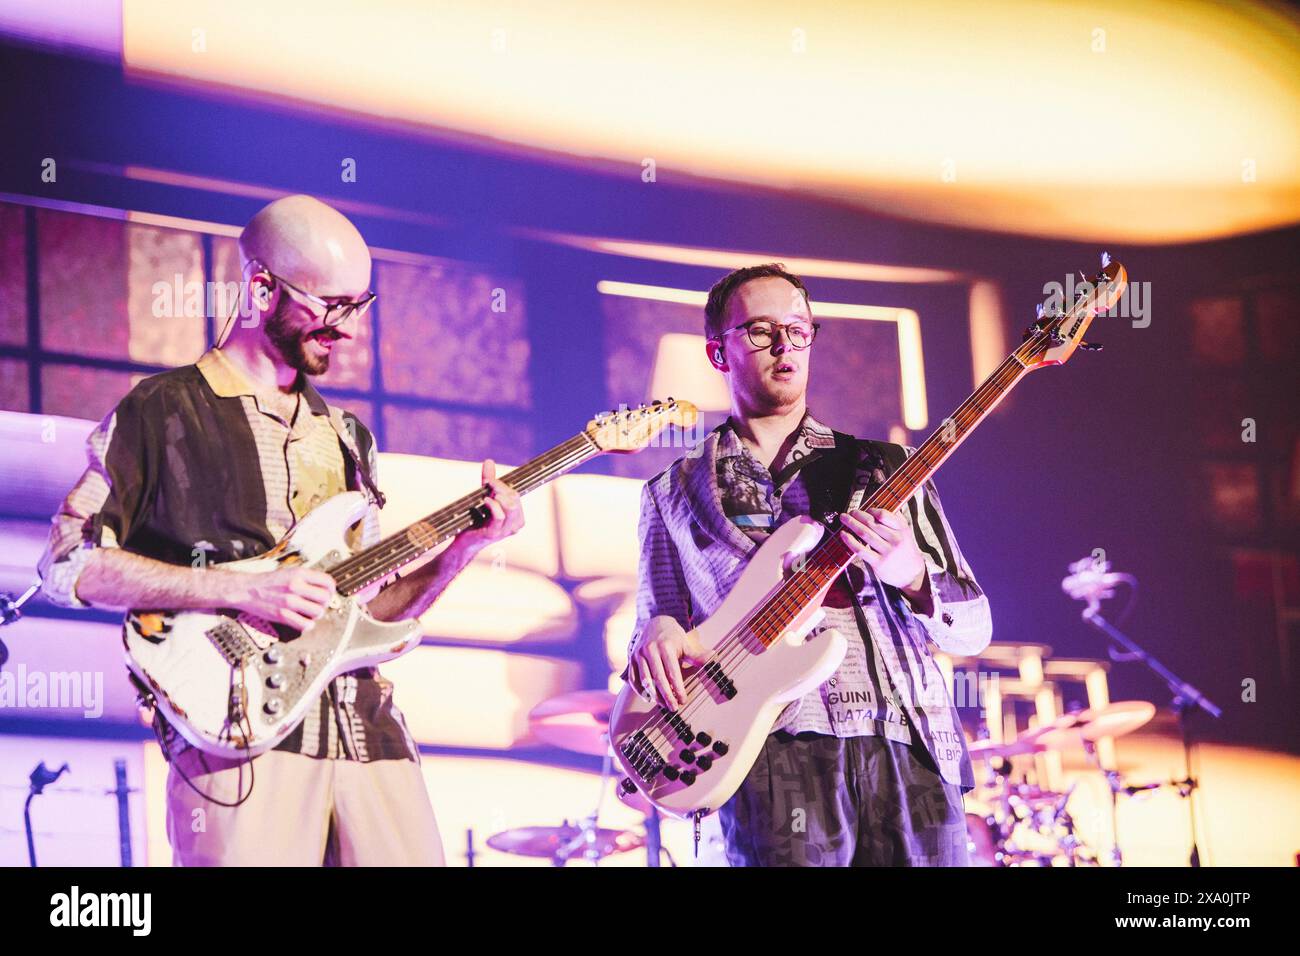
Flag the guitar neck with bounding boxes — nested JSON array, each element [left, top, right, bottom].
[[866, 348, 1033, 511], [331, 431, 600, 595], [749, 343, 1038, 646]]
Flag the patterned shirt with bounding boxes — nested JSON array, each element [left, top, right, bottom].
[[715, 414, 912, 745], [38, 348, 420, 763]]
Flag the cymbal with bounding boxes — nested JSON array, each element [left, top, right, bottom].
[[1034, 701, 1156, 750], [1075, 701, 1157, 740], [968, 733, 1048, 761], [528, 690, 616, 756], [486, 824, 644, 862]]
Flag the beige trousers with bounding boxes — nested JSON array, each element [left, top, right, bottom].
[[165, 748, 445, 866]]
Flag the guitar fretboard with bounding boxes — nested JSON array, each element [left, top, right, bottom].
[[328, 433, 599, 595]]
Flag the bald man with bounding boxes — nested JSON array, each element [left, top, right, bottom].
[[38, 195, 525, 866]]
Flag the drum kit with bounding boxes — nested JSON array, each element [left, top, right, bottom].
[[963, 699, 1160, 866], [484, 690, 1181, 866]]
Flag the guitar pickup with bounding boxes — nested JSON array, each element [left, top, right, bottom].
[[659, 706, 694, 743], [700, 660, 737, 699]]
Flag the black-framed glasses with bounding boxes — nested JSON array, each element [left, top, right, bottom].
[[722, 320, 820, 350], [265, 268, 377, 328]]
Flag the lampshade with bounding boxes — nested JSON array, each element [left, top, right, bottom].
[[647, 333, 729, 412]]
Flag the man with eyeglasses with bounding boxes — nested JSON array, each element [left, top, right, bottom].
[[38, 194, 525, 865], [627, 263, 991, 866]]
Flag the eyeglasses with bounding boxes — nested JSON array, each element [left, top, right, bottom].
[[722, 320, 820, 350], [265, 269, 377, 328]]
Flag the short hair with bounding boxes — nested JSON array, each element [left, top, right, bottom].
[[704, 263, 811, 340]]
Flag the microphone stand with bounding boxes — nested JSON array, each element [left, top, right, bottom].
[[1079, 603, 1220, 867], [25, 761, 70, 867]]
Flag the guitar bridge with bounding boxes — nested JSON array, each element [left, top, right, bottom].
[[620, 731, 666, 783], [206, 620, 258, 666]]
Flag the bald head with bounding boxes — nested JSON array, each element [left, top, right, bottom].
[[239, 195, 371, 299]]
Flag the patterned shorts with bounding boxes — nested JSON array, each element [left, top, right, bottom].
[[717, 731, 970, 867]]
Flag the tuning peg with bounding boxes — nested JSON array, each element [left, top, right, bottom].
[[1036, 302, 1045, 319], [1101, 251, 1111, 268], [1078, 341, 1103, 351]]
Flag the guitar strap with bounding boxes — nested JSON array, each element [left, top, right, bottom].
[[326, 411, 388, 510]]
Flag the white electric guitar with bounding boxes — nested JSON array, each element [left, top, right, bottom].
[[124, 399, 698, 757], [610, 257, 1128, 819]]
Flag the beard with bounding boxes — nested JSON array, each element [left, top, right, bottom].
[[745, 366, 805, 412], [264, 299, 332, 376]]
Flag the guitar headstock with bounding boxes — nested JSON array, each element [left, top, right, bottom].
[[586, 398, 700, 454], [1022, 254, 1128, 370]]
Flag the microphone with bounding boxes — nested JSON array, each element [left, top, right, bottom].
[[1061, 556, 1125, 612]]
